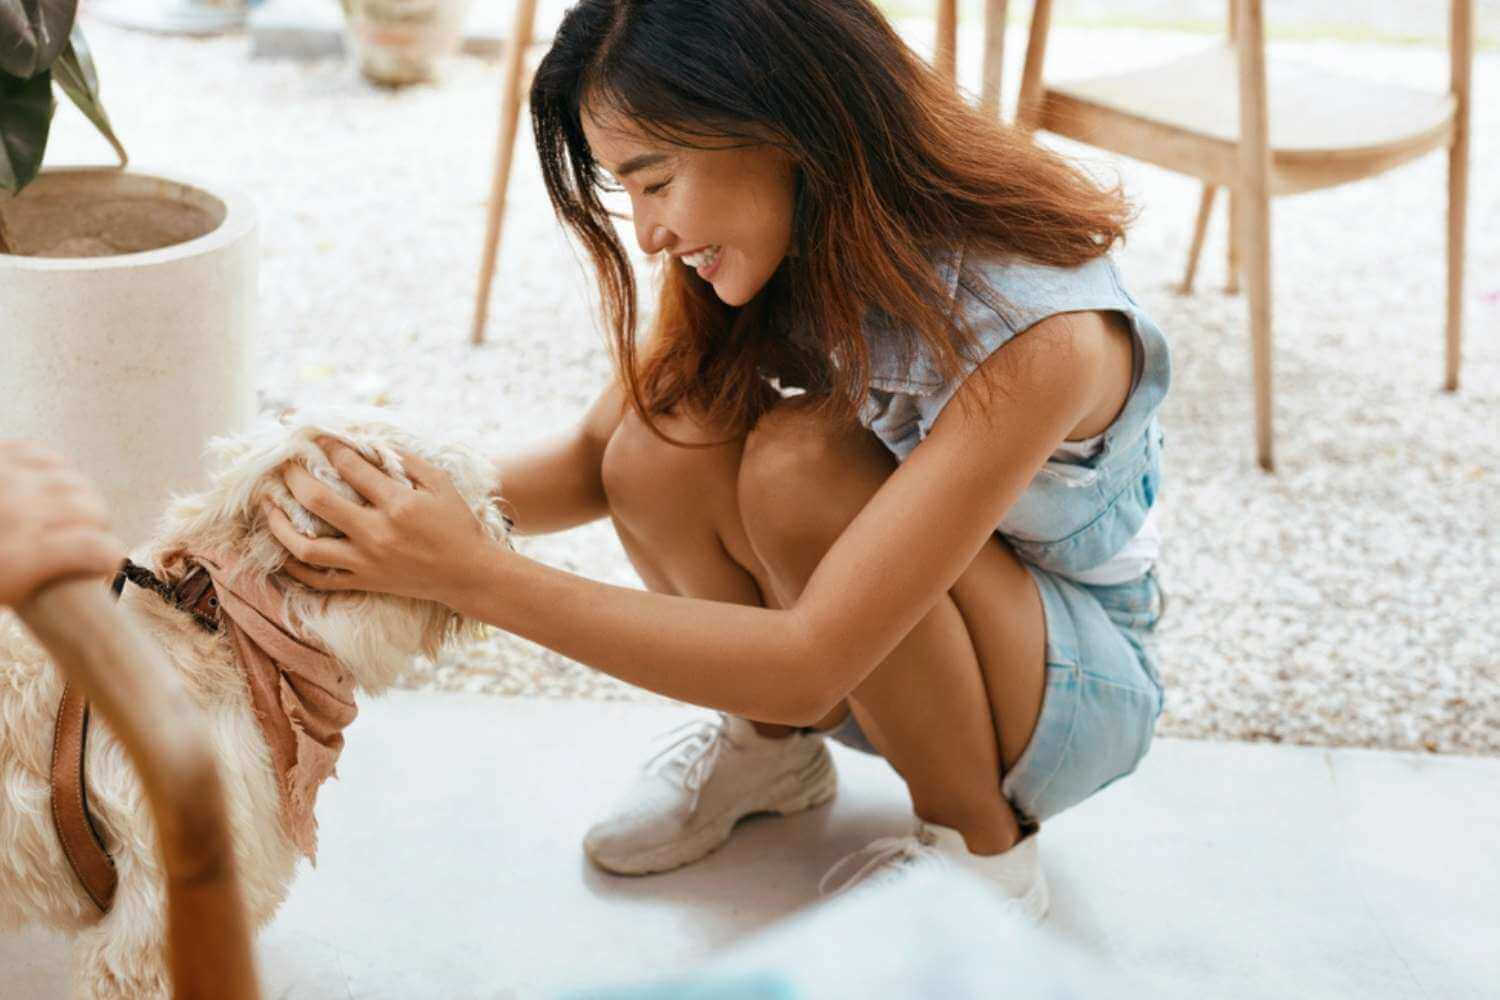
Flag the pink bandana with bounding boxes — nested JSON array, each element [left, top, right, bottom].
[[193, 552, 358, 863]]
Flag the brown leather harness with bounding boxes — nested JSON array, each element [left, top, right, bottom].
[[51, 561, 223, 914]]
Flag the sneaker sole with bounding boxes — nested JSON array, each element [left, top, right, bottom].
[[586, 745, 838, 876]]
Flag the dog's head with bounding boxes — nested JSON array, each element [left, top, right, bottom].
[[145, 406, 510, 693]]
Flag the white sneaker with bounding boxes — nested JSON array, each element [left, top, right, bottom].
[[584, 712, 837, 875], [819, 820, 1050, 923]]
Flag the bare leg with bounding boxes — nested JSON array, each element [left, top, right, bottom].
[[600, 404, 848, 736], [738, 401, 1046, 854]]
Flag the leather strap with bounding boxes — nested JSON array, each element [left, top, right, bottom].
[[50, 565, 223, 915], [50, 681, 116, 913], [171, 565, 223, 633]]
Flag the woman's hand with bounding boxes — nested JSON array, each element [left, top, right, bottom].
[[263, 437, 505, 607], [0, 439, 127, 608]]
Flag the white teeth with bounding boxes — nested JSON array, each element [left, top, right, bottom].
[[680, 245, 721, 269]]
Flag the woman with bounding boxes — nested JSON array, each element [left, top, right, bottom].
[[265, 0, 1169, 918]]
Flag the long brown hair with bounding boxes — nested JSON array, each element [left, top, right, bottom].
[[530, 0, 1131, 440]]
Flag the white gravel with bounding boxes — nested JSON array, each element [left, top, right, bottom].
[[40, 15, 1500, 755]]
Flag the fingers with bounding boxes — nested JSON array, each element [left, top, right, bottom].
[[0, 441, 122, 553], [262, 502, 358, 573], [281, 462, 377, 538], [0, 438, 68, 469], [39, 527, 128, 579], [313, 437, 408, 507], [390, 447, 446, 490], [277, 553, 363, 592], [42, 468, 112, 523]]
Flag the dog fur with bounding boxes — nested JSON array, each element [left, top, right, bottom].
[[0, 408, 509, 998]]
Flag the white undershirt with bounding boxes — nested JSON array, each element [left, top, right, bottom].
[[1042, 319, 1160, 586], [1045, 430, 1161, 586]]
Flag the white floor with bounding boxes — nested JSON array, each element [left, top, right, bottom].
[[3, 693, 1496, 998]]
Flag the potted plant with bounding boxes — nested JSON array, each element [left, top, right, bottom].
[[1, 0, 259, 548], [338, 0, 474, 87]]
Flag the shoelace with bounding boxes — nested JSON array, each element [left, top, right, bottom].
[[642, 713, 742, 813], [818, 828, 945, 899]]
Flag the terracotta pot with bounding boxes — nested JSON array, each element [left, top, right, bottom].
[[0, 167, 259, 549], [344, 0, 474, 86]]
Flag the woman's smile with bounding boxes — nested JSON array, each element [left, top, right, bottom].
[[680, 244, 724, 279]]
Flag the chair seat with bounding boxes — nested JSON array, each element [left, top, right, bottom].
[[1038, 46, 1456, 193]]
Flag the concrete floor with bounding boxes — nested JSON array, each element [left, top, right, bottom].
[[2, 693, 1496, 998]]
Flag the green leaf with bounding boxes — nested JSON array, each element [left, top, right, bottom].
[[0, 67, 53, 195], [0, 0, 79, 78], [53, 28, 126, 167]]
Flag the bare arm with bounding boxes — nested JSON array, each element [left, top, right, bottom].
[[274, 315, 1115, 726], [490, 380, 626, 536], [446, 314, 1110, 725]]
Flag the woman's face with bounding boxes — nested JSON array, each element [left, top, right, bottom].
[[582, 103, 797, 307]]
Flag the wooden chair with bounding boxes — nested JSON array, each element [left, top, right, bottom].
[[473, 0, 541, 346], [471, 0, 1015, 345], [1015, 0, 1474, 472], [17, 579, 259, 1000], [934, 0, 1011, 115]]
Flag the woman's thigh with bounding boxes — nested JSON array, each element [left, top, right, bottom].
[[742, 397, 1047, 777]]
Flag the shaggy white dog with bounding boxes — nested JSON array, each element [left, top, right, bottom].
[[0, 408, 509, 998]]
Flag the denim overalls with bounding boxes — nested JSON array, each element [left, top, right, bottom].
[[826, 246, 1171, 831]]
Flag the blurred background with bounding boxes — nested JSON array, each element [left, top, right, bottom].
[[23, 0, 1500, 758]]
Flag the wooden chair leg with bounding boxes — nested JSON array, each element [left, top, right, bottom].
[[979, 0, 1009, 115], [1226, 188, 1242, 295], [1447, 135, 1467, 392], [934, 0, 958, 82], [1179, 184, 1217, 294], [18, 581, 259, 1000], [1237, 0, 1273, 471], [1245, 192, 1273, 472], [471, 0, 540, 347], [1015, 0, 1053, 130], [1446, 0, 1473, 392]]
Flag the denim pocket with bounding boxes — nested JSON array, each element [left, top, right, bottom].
[[1081, 572, 1161, 633], [1020, 670, 1158, 823]]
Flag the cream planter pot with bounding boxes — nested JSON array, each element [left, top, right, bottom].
[[344, 0, 475, 86], [0, 168, 258, 549]]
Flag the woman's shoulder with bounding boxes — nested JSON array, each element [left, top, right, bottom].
[[859, 240, 1165, 399], [862, 243, 1131, 342], [952, 245, 1135, 335]]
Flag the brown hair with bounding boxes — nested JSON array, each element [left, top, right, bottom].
[[530, 0, 1131, 440]]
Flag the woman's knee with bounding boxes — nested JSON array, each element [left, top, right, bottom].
[[600, 404, 742, 530], [738, 399, 885, 548]]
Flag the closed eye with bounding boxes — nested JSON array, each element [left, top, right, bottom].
[[643, 178, 673, 196]]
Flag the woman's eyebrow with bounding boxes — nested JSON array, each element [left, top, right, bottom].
[[614, 152, 671, 177]]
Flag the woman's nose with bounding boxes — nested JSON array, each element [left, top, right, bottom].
[[634, 216, 672, 255]]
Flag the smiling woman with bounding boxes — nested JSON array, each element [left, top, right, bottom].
[[581, 114, 798, 310], [279, 0, 1172, 917], [528, 0, 1131, 442]]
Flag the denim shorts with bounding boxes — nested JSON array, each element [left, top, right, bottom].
[[825, 564, 1167, 833]]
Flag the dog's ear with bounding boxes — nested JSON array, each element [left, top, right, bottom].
[[155, 545, 195, 581]]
